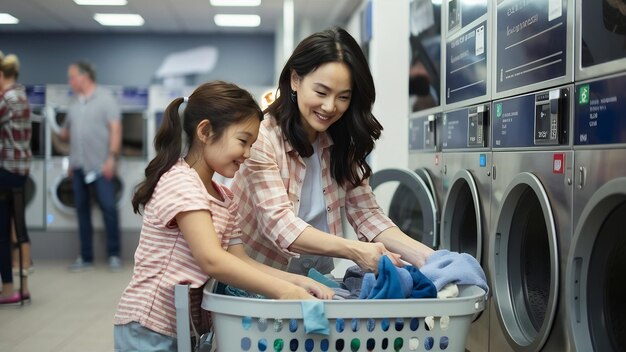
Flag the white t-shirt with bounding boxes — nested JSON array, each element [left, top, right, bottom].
[[298, 138, 329, 233]]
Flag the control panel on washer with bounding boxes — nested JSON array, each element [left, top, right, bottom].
[[493, 86, 571, 148]]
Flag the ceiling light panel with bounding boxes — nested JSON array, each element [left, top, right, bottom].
[[74, 0, 128, 5], [93, 13, 144, 26], [210, 0, 261, 6], [214, 14, 261, 27], [0, 13, 19, 24]]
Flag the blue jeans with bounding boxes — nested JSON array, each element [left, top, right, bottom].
[[72, 168, 120, 262], [0, 168, 28, 285]]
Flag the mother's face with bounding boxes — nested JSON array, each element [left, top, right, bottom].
[[291, 61, 352, 142]]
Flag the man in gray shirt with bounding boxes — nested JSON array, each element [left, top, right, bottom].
[[59, 61, 122, 272]]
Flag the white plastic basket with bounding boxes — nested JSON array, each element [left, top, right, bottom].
[[201, 285, 486, 352]]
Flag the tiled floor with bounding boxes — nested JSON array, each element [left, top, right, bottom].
[[0, 260, 133, 352]]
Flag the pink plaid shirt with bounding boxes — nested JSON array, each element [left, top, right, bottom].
[[231, 116, 396, 269]]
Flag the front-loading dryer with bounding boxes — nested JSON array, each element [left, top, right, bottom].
[[24, 85, 47, 230], [370, 111, 444, 249], [489, 86, 573, 352], [566, 73, 626, 352], [440, 103, 491, 352]]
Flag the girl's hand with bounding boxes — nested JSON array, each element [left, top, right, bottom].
[[292, 276, 335, 300], [278, 285, 317, 300], [353, 242, 402, 273]]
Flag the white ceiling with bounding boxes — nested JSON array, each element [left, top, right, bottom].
[[0, 0, 362, 34]]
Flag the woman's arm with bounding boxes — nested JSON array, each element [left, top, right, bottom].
[[177, 209, 314, 300], [228, 244, 334, 299], [288, 226, 402, 272], [372, 227, 434, 267], [344, 179, 434, 268]]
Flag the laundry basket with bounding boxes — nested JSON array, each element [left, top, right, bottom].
[[201, 285, 486, 352]]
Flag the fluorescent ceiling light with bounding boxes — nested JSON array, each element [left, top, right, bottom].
[[74, 0, 128, 5], [93, 13, 144, 26], [210, 0, 261, 6], [0, 13, 19, 24], [214, 14, 260, 27]]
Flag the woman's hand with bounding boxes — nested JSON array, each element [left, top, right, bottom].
[[352, 241, 402, 273], [291, 276, 335, 300]]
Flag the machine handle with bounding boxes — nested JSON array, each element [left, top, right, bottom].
[[577, 166, 586, 189]]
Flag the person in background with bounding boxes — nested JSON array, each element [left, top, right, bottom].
[[57, 60, 123, 272], [0, 52, 32, 304], [231, 27, 435, 276], [113, 81, 333, 351]]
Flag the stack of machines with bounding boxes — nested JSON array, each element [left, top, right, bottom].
[[564, 0, 626, 351], [24, 85, 47, 230], [400, 0, 626, 351]]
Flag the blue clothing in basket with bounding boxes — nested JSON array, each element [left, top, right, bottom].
[[359, 256, 437, 299], [301, 301, 329, 335], [420, 249, 489, 294]]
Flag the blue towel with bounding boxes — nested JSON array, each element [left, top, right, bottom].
[[404, 265, 438, 298], [420, 249, 489, 294], [300, 301, 329, 335], [358, 256, 436, 299], [308, 268, 341, 288]]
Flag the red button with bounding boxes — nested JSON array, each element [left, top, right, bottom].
[[553, 153, 564, 174]]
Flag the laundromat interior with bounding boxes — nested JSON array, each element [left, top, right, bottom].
[[1, 0, 625, 351]]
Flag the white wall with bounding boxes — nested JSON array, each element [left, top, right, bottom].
[[368, 0, 410, 172]]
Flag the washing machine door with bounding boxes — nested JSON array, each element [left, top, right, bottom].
[[50, 174, 124, 214], [440, 169, 483, 261], [47, 107, 70, 156], [567, 178, 626, 352], [370, 168, 438, 248], [490, 172, 559, 351]]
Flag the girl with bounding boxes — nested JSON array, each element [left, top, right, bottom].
[[231, 27, 435, 275], [113, 81, 333, 351]]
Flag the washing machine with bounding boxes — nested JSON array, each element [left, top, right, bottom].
[[489, 86, 573, 352], [442, 0, 491, 111], [24, 85, 47, 230], [564, 73, 626, 352], [45, 157, 124, 231], [492, 0, 575, 100], [440, 103, 491, 352], [370, 112, 443, 249], [111, 86, 149, 230]]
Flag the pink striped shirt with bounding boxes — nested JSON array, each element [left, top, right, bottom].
[[231, 116, 396, 269], [114, 159, 241, 337]]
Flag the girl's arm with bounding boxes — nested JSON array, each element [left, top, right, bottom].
[[227, 244, 335, 299], [177, 209, 314, 300]]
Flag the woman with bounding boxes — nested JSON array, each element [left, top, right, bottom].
[[231, 27, 434, 275], [0, 52, 32, 304]]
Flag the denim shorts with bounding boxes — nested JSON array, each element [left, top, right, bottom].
[[114, 322, 176, 352], [114, 322, 213, 352]]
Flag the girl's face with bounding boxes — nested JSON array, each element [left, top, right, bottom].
[[291, 62, 352, 142], [201, 116, 260, 179]]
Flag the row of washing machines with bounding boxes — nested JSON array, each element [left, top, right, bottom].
[[371, 71, 626, 352]]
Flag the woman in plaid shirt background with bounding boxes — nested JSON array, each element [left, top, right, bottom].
[[232, 27, 435, 275], [0, 52, 32, 305]]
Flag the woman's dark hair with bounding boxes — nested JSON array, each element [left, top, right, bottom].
[[267, 27, 382, 187], [132, 81, 263, 213]]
